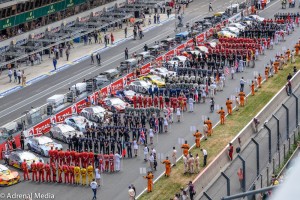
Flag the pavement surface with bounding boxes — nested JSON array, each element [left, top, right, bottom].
[[1, 0, 299, 200], [0, 13, 174, 94]]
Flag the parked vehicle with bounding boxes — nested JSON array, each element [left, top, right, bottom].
[[49, 124, 83, 142], [0, 164, 20, 186], [6, 150, 44, 170], [26, 136, 63, 157], [65, 115, 96, 132], [98, 97, 130, 112], [128, 80, 152, 94], [118, 58, 138, 73], [80, 106, 111, 123]]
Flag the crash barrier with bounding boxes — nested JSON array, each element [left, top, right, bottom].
[[0, 6, 254, 159], [201, 85, 300, 200], [194, 69, 300, 199]]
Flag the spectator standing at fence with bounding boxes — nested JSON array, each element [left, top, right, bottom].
[[228, 143, 233, 161], [98, 32, 102, 44], [13, 69, 17, 83], [172, 146, 177, 166], [237, 168, 244, 189], [111, 33, 114, 45], [200, 148, 207, 167], [17, 70, 22, 84], [188, 181, 196, 200]]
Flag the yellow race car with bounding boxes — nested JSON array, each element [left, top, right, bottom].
[[139, 75, 165, 88], [0, 164, 20, 186]]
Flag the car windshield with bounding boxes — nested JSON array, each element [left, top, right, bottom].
[[73, 117, 86, 125], [0, 165, 9, 173], [124, 90, 135, 96], [19, 152, 37, 161], [150, 75, 163, 81], [92, 107, 105, 114], [110, 98, 125, 105], [37, 137, 53, 145]]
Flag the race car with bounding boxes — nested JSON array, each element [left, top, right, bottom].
[[167, 56, 187, 67], [221, 27, 240, 36], [150, 67, 176, 78], [49, 123, 83, 143], [243, 15, 264, 22], [26, 136, 63, 157], [6, 149, 44, 170], [228, 22, 246, 31], [99, 97, 130, 112], [217, 30, 237, 38], [128, 80, 152, 94], [65, 115, 96, 132], [80, 106, 110, 123], [139, 75, 166, 87], [116, 89, 136, 104], [0, 164, 20, 186]]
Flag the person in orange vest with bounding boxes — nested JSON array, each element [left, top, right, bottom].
[[273, 60, 279, 74], [225, 98, 233, 115], [109, 152, 115, 173], [286, 49, 291, 61], [250, 80, 255, 96], [161, 157, 171, 177], [69, 164, 75, 184], [70, 149, 76, 165], [51, 162, 57, 182], [193, 130, 202, 148], [62, 162, 69, 184], [58, 163, 63, 183], [264, 66, 269, 81], [45, 162, 51, 182], [239, 91, 246, 107], [53, 147, 59, 163], [204, 117, 213, 136], [257, 74, 262, 88], [143, 171, 154, 192], [81, 150, 89, 168], [181, 141, 190, 156], [294, 42, 300, 56], [104, 154, 109, 172], [37, 159, 44, 182], [21, 159, 30, 181], [217, 107, 226, 125]]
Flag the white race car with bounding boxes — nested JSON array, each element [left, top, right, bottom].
[[128, 80, 152, 94], [80, 106, 108, 123], [65, 115, 95, 132], [150, 67, 176, 77], [49, 124, 83, 143], [222, 27, 240, 36], [26, 136, 63, 157], [228, 23, 246, 31]]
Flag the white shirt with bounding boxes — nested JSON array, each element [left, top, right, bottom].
[[95, 168, 101, 179], [188, 98, 194, 104], [149, 155, 154, 163], [90, 181, 98, 189], [143, 147, 149, 155], [202, 149, 208, 156], [114, 153, 122, 162], [172, 150, 177, 158]]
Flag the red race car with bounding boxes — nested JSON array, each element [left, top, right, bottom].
[[98, 97, 131, 112]]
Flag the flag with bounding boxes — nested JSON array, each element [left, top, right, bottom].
[[235, 60, 238, 70], [225, 66, 230, 75]]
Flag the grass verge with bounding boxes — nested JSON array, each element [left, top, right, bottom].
[[139, 59, 299, 200]]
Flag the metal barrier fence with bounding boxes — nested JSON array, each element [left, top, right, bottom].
[[200, 85, 300, 200]]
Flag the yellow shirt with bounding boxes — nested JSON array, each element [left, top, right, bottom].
[[87, 165, 94, 175], [81, 168, 87, 176], [74, 166, 80, 175]]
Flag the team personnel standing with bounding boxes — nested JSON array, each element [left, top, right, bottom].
[[143, 171, 154, 193], [162, 157, 171, 177], [87, 163, 94, 184], [225, 98, 233, 115], [21, 159, 30, 181], [172, 147, 177, 166], [200, 148, 208, 167], [31, 160, 38, 181], [193, 130, 202, 148], [181, 141, 190, 156], [217, 107, 226, 125], [74, 165, 81, 185], [81, 167, 87, 186]]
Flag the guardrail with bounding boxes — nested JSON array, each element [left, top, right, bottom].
[[195, 69, 300, 199]]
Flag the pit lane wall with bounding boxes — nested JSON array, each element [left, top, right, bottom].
[[0, 7, 253, 158], [193, 68, 300, 199]]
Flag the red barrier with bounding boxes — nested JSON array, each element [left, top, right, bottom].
[[110, 78, 124, 94], [196, 33, 205, 44], [55, 107, 72, 123], [33, 118, 51, 135], [75, 99, 87, 113], [156, 56, 163, 62], [164, 50, 175, 61], [140, 63, 151, 75], [176, 44, 185, 55], [100, 87, 108, 98]]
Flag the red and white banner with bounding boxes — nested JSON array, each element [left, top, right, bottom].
[[164, 50, 175, 61], [33, 118, 51, 135], [55, 107, 72, 123], [186, 39, 195, 50], [156, 56, 163, 62], [110, 78, 124, 94], [75, 99, 87, 113], [196, 33, 205, 44], [175, 44, 185, 55], [140, 63, 151, 75]]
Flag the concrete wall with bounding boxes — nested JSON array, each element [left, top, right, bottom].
[[193, 69, 300, 196], [0, 0, 126, 49]]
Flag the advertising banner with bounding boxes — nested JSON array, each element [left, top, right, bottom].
[[55, 107, 72, 123]]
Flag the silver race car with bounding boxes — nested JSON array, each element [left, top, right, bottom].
[[26, 136, 63, 157]]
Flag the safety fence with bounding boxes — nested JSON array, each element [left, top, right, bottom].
[[198, 75, 300, 200]]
